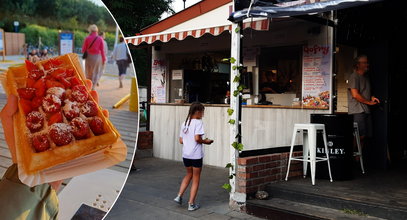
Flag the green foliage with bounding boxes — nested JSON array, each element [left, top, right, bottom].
[[102, 0, 174, 36], [20, 25, 59, 48], [129, 48, 149, 86], [73, 30, 87, 49], [233, 76, 240, 83], [101, 0, 174, 85], [231, 142, 244, 151], [228, 119, 236, 125], [19, 24, 115, 50], [237, 85, 245, 92], [225, 163, 234, 169], [0, 0, 116, 32], [222, 183, 232, 192], [221, 57, 236, 64], [227, 108, 234, 116], [104, 32, 116, 49]]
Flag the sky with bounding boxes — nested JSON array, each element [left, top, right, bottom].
[[162, 0, 202, 19], [89, 0, 202, 20]]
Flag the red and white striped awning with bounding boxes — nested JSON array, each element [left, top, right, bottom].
[[126, 19, 269, 46]]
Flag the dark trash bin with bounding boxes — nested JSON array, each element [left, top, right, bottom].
[[311, 113, 354, 180]]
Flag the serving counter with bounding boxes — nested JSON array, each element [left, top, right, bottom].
[[150, 103, 329, 167]]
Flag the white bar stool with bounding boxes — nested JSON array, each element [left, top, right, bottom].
[[353, 122, 365, 174], [285, 123, 333, 185]]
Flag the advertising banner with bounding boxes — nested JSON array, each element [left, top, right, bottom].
[[302, 45, 332, 109], [59, 32, 74, 55], [151, 59, 166, 103]]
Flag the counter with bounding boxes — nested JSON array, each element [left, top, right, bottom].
[[151, 102, 328, 110], [150, 103, 329, 167]]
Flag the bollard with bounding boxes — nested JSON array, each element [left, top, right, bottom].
[[129, 77, 138, 112]]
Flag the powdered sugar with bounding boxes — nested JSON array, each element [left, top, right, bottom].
[[50, 123, 72, 134], [26, 111, 44, 132], [42, 94, 62, 113], [47, 87, 65, 98], [63, 100, 80, 114], [49, 123, 73, 146], [71, 89, 88, 103]]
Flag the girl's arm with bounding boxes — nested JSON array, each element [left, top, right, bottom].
[[195, 135, 213, 145], [179, 137, 183, 144]]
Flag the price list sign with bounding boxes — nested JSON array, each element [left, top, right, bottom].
[[301, 45, 332, 109], [59, 32, 74, 55]]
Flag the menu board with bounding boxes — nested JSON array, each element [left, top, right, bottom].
[[59, 32, 74, 55], [151, 59, 166, 103], [302, 45, 332, 109]]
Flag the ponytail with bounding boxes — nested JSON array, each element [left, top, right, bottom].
[[183, 102, 205, 134]]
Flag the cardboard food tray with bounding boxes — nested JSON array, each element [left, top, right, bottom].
[[18, 138, 127, 187], [0, 54, 127, 186]]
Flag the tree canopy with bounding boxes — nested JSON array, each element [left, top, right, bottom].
[[102, 0, 174, 37], [0, 0, 115, 32], [102, 0, 175, 86]]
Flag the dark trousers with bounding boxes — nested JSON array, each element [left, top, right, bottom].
[[117, 59, 128, 76]]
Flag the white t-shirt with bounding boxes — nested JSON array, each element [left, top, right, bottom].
[[179, 119, 205, 159]]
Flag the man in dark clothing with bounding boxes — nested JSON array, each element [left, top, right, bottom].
[[347, 55, 380, 149]]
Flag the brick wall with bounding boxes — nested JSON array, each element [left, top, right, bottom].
[[135, 131, 153, 159], [236, 151, 303, 195], [137, 131, 153, 150]]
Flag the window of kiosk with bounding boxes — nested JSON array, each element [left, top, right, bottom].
[[169, 51, 230, 104], [258, 46, 302, 106]]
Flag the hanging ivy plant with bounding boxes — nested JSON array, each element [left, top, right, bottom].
[[222, 56, 244, 192]]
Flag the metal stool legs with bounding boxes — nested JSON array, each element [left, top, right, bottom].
[[285, 124, 333, 185], [353, 122, 365, 174], [322, 128, 333, 183]]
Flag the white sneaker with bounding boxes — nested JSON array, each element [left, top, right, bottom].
[[173, 196, 182, 205], [188, 203, 200, 211]]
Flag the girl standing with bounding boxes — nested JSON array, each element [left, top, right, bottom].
[[174, 102, 213, 211]]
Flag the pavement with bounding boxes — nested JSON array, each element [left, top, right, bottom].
[[106, 157, 264, 220]]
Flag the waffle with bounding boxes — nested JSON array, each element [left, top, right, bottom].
[[5, 53, 120, 174]]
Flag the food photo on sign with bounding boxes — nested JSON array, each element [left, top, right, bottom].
[[0, 0, 139, 219]]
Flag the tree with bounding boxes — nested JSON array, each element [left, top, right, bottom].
[[102, 0, 174, 86], [102, 0, 174, 36]]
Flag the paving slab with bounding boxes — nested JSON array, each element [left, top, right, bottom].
[[106, 157, 264, 220]]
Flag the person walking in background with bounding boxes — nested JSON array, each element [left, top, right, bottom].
[[27, 49, 40, 63], [173, 102, 214, 211], [21, 43, 28, 58], [82, 24, 106, 90], [39, 48, 49, 60], [111, 36, 128, 88], [96, 31, 108, 87]]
